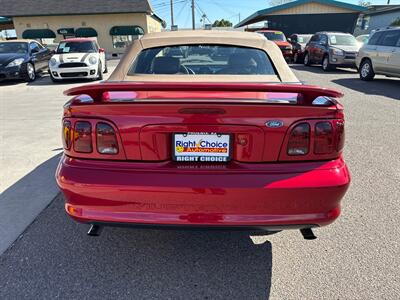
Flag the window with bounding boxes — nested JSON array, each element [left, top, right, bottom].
[[319, 35, 328, 45], [297, 35, 312, 44], [112, 35, 139, 49], [378, 30, 400, 47], [328, 35, 356, 46], [56, 41, 96, 54], [30, 42, 40, 53], [0, 42, 28, 54], [259, 31, 286, 41], [110, 26, 144, 49], [129, 44, 276, 75], [310, 35, 319, 43], [368, 32, 383, 45]]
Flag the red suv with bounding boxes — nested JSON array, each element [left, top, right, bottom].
[[257, 30, 293, 61]]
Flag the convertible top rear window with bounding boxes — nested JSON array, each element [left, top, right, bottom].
[[128, 44, 276, 75]]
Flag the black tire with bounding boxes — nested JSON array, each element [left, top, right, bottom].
[[322, 55, 332, 71], [24, 62, 36, 82], [303, 52, 311, 66], [359, 59, 375, 81]]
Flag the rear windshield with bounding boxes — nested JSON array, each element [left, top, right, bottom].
[[56, 41, 96, 54], [260, 32, 286, 41], [128, 44, 276, 75], [328, 35, 357, 46]]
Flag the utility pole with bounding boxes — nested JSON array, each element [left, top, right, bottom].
[[191, 0, 195, 30], [170, 0, 174, 28]]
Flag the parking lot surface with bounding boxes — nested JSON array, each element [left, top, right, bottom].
[[0, 61, 118, 254], [0, 64, 399, 299]]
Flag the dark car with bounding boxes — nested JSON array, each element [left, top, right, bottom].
[[0, 39, 52, 82], [288, 34, 312, 63], [303, 32, 361, 71]]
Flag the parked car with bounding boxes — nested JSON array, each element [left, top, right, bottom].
[[288, 34, 313, 63], [49, 38, 107, 82], [257, 30, 293, 61], [356, 27, 400, 81], [56, 30, 350, 239], [356, 34, 369, 47], [304, 32, 360, 71], [0, 39, 52, 82]]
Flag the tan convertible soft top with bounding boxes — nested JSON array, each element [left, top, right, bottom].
[[109, 30, 299, 83]]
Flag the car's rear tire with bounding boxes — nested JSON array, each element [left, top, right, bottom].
[[303, 52, 311, 66], [359, 59, 375, 81], [322, 55, 332, 71], [24, 63, 36, 82]]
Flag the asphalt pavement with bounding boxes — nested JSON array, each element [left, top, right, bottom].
[[0, 64, 399, 299], [0, 61, 118, 254]]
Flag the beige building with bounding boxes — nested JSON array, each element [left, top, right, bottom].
[[0, 0, 164, 56]]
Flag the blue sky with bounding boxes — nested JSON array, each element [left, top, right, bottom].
[[151, 0, 400, 28]]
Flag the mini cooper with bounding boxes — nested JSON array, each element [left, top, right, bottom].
[[49, 38, 107, 82], [56, 31, 350, 239]]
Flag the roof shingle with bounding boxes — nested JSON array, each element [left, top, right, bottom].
[[0, 0, 153, 17]]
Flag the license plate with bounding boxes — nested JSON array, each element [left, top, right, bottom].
[[172, 133, 231, 162]]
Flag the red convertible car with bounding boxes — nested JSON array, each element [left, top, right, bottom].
[[56, 31, 350, 239]]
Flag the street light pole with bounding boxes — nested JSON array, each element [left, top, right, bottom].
[[170, 0, 174, 28], [191, 0, 195, 30]]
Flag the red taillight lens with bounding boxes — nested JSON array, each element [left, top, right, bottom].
[[96, 122, 118, 154], [74, 121, 92, 153], [62, 120, 71, 150], [287, 123, 310, 155], [314, 121, 334, 154], [334, 120, 345, 152]]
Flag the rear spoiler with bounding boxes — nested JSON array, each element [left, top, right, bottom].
[[64, 82, 343, 104]]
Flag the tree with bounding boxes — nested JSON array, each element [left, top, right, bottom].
[[212, 19, 233, 27], [391, 18, 400, 26]]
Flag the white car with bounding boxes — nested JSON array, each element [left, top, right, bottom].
[[49, 38, 107, 82]]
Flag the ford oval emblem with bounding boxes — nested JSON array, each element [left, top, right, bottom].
[[265, 120, 284, 128]]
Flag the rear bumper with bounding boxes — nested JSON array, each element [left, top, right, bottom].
[[56, 155, 350, 228]]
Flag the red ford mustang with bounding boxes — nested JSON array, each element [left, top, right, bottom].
[[56, 31, 350, 239]]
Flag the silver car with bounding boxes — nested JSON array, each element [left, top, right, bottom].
[[356, 27, 400, 81]]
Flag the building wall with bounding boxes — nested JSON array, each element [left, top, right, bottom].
[[266, 13, 360, 36], [268, 2, 357, 15], [12, 13, 161, 54], [146, 15, 162, 33], [368, 11, 400, 32], [354, 10, 400, 35]]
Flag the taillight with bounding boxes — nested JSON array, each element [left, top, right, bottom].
[[62, 120, 72, 150], [314, 121, 334, 154], [96, 122, 118, 154], [74, 121, 92, 153], [334, 120, 345, 152], [287, 123, 310, 155]]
